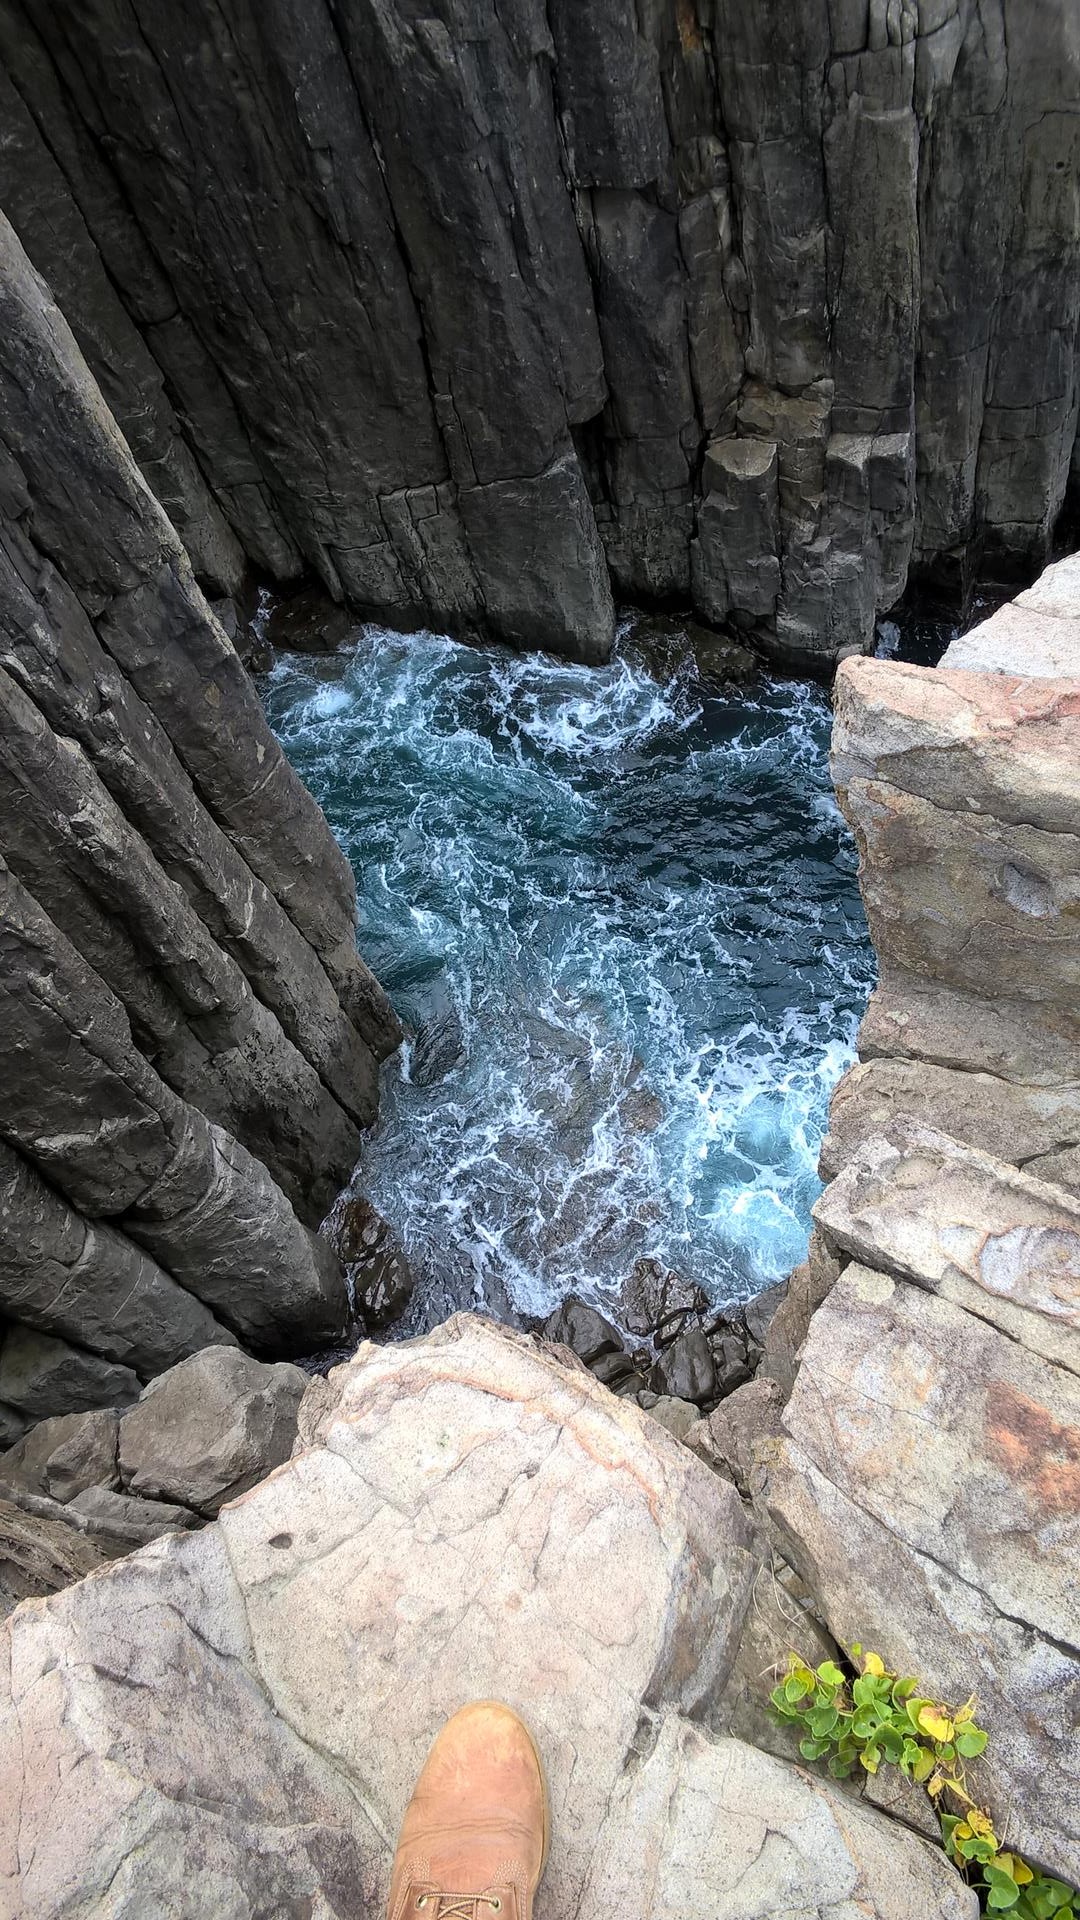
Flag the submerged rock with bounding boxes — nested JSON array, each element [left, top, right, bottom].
[[324, 1193, 415, 1330]]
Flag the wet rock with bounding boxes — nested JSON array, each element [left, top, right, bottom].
[[629, 614, 761, 688], [264, 586, 354, 656], [743, 1281, 786, 1348], [651, 1328, 715, 1406], [621, 1257, 706, 1340], [0, 1327, 139, 1422], [542, 1296, 624, 1367], [0, 1409, 119, 1505], [708, 1329, 753, 1400], [408, 999, 467, 1087], [324, 1193, 414, 1330], [589, 1349, 638, 1390], [616, 1084, 664, 1135], [119, 1349, 307, 1518]]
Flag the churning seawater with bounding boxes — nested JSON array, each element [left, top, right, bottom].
[[263, 625, 875, 1327]]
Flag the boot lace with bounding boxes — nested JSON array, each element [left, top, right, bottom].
[[414, 1898, 504, 1917]]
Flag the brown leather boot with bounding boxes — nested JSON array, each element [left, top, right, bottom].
[[386, 1701, 549, 1920]]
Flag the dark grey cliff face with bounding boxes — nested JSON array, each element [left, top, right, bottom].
[[1, 0, 1078, 666], [0, 212, 402, 1434]]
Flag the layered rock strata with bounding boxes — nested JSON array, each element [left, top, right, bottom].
[[825, 569, 1080, 1193], [746, 552, 1080, 1884], [0, 213, 400, 1430], [0, 1, 1077, 665]]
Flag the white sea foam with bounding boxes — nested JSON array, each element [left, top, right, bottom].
[[264, 624, 875, 1327]]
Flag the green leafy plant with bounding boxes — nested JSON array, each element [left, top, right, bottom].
[[768, 1647, 1077, 1919]]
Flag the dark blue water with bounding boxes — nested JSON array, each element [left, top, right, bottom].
[[264, 624, 874, 1325]]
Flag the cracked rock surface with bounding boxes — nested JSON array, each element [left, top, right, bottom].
[[777, 585, 1080, 1885], [0, 1316, 975, 1918]]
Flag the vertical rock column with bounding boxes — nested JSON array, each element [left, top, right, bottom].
[[0, 212, 401, 1424]]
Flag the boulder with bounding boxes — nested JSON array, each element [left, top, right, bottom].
[[119, 1348, 308, 1517], [743, 1280, 787, 1348], [0, 1326, 139, 1421], [707, 1328, 753, 1398], [542, 1296, 624, 1367], [687, 1376, 785, 1498], [580, 1718, 976, 1920], [620, 1257, 706, 1340], [324, 1191, 413, 1329], [814, 1126, 1080, 1376], [0, 1315, 771, 1917], [651, 1327, 715, 1404], [758, 1228, 843, 1397], [66, 1485, 198, 1554], [0, 1408, 119, 1504], [644, 1394, 699, 1441], [767, 1257, 1080, 1883]]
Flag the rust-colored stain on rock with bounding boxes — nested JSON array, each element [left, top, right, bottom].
[[676, 0, 703, 52], [985, 1382, 1080, 1516]]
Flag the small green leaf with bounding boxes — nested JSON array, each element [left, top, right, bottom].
[[816, 1661, 844, 1687], [956, 1727, 989, 1758], [809, 1706, 838, 1738]]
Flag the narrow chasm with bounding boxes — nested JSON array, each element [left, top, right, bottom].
[[262, 617, 877, 1337]]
